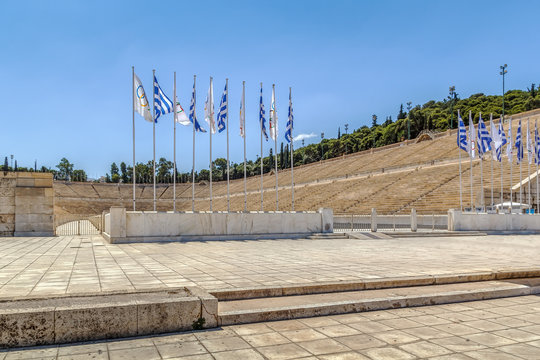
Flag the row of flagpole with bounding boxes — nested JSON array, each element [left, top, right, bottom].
[[457, 110, 540, 213], [131, 68, 295, 212]]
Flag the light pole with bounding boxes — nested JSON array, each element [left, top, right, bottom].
[[406, 102, 412, 140], [449, 86, 456, 129], [320, 132, 325, 161], [500, 64, 508, 121]]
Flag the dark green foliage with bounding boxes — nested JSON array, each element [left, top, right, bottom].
[[192, 317, 206, 330]]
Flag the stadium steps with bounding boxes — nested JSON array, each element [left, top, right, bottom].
[[395, 162, 478, 214], [340, 170, 415, 213]]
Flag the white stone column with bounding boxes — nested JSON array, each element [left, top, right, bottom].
[[411, 208, 417, 232], [371, 208, 377, 232], [109, 207, 127, 239]]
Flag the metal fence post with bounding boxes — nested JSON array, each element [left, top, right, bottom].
[[432, 213, 435, 231], [393, 213, 396, 231], [350, 214, 353, 232], [411, 208, 417, 232], [371, 208, 377, 232], [77, 220, 81, 235]]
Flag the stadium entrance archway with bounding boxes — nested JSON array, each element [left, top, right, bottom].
[[55, 214, 102, 235]]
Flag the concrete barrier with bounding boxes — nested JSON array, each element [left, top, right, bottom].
[[0, 287, 217, 348], [448, 209, 540, 231], [103, 207, 333, 243]]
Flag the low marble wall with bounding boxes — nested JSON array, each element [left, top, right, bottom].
[[448, 209, 540, 231], [103, 207, 333, 243]]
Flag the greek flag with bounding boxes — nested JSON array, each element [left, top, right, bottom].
[[216, 82, 227, 133], [457, 111, 467, 152], [477, 114, 492, 157], [153, 75, 173, 122], [189, 78, 206, 133], [535, 120, 540, 165], [516, 119, 523, 164], [496, 119, 507, 162], [260, 85, 268, 141], [285, 90, 293, 143]]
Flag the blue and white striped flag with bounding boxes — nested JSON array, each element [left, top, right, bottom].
[[260, 85, 268, 141], [457, 111, 467, 152], [516, 119, 523, 164], [535, 120, 540, 165], [189, 78, 206, 133], [153, 75, 173, 122], [477, 113, 492, 157], [217, 82, 227, 133], [496, 118, 507, 162], [285, 90, 293, 143]]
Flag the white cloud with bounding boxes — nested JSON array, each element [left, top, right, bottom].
[[293, 133, 317, 143]]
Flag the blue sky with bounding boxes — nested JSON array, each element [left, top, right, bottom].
[[2, 0, 540, 177]]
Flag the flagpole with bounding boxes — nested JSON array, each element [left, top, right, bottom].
[[490, 115, 494, 209], [469, 111, 474, 211], [173, 71, 177, 212], [132, 66, 136, 211], [226, 78, 230, 212], [480, 155, 484, 211], [500, 116, 503, 209], [260, 82, 264, 212], [510, 117, 513, 213], [209, 76, 213, 212], [152, 69, 156, 212], [243, 81, 247, 212], [290, 87, 295, 211], [192, 75, 196, 212], [458, 110, 462, 211], [273, 84, 279, 211], [527, 118, 531, 211], [537, 119, 539, 214]]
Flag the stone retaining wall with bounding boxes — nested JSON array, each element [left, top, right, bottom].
[[0, 172, 54, 236]]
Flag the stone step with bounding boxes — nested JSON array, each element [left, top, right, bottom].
[[382, 231, 487, 238], [218, 277, 540, 326], [209, 269, 540, 301], [0, 287, 217, 348]]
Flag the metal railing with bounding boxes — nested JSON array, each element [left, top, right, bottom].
[[55, 214, 102, 235], [334, 210, 448, 232]]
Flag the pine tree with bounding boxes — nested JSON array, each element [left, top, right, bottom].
[[3, 157, 8, 171], [14, 160, 17, 171], [280, 142, 284, 169], [398, 104, 406, 120], [338, 127, 341, 139]]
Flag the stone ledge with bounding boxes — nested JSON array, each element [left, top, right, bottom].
[[209, 269, 540, 300], [219, 279, 540, 326], [0, 287, 218, 348]]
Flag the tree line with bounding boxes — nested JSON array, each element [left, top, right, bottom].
[[5, 85, 539, 184]]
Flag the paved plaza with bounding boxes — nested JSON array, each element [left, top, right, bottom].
[[1, 295, 539, 359], [0, 234, 539, 298]]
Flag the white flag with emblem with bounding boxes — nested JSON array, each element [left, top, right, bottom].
[[269, 86, 278, 140], [175, 101, 191, 126], [133, 73, 152, 122]]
